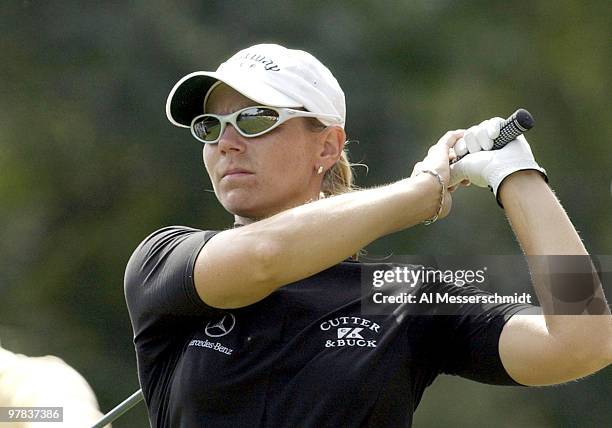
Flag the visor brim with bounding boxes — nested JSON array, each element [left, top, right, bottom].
[[166, 71, 302, 128]]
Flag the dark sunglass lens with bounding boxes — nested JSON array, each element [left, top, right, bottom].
[[193, 116, 221, 142], [237, 108, 279, 135]]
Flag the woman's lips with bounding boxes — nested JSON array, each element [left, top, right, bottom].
[[221, 169, 254, 181]]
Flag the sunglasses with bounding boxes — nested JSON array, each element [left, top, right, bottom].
[[190, 106, 342, 144]]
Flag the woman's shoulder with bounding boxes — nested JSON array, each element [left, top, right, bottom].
[[125, 226, 220, 276], [123, 226, 222, 308]]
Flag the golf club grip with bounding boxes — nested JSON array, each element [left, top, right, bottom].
[[453, 108, 534, 163]]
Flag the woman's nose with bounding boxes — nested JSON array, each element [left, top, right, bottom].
[[217, 124, 246, 153]]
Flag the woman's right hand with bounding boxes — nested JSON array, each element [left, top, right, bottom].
[[410, 130, 466, 221]]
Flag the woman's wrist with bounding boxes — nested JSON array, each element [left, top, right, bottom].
[[409, 172, 446, 224], [498, 169, 547, 208], [415, 170, 446, 225]]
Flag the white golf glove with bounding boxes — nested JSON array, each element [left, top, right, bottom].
[[450, 117, 547, 206]]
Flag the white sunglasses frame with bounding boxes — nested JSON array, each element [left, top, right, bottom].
[[190, 106, 342, 144]]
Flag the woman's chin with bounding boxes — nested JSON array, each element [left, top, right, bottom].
[[219, 190, 301, 220], [221, 198, 267, 220]]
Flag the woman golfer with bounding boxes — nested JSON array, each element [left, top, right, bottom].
[[125, 43, 611, 427]]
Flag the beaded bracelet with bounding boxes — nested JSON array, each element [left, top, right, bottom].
[[417, 169, 446, 226]]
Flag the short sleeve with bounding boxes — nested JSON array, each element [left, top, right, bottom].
[[124, 226, 220, 349], [422, 281, 534, 386]]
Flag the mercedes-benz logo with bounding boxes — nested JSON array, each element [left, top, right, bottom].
[[205, 313, 236, 337]]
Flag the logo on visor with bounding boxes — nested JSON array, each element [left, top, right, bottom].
[[205, 313, 236, 337], [236, 52, 281, 71]]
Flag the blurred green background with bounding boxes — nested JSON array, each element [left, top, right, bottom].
[[1, 0, 610, 426]]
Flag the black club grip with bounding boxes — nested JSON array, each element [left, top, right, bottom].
[[453, 108, 535, 163]]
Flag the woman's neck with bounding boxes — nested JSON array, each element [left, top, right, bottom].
[[232, 195, 323, 229]]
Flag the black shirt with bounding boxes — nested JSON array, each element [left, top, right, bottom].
[[125, 226, 532, 427]]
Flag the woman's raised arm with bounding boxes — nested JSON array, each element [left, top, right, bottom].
[[498, 170, 612, 385]]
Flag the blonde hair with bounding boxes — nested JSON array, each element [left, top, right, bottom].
[[321, 147, 359, 197], [305, 118, 365, 198]]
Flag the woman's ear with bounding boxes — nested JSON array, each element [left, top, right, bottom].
[[318, 126, 346, 168]]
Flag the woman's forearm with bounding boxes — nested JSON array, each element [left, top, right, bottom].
[[257, 173, 440, 284], [499, 170, 612, 358], [499, 170, 588, 255]]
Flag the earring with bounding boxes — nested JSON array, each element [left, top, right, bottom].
[[317, 165, 324, 175]]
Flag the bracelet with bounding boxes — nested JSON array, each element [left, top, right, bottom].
[[417, 169, 445, 225]]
